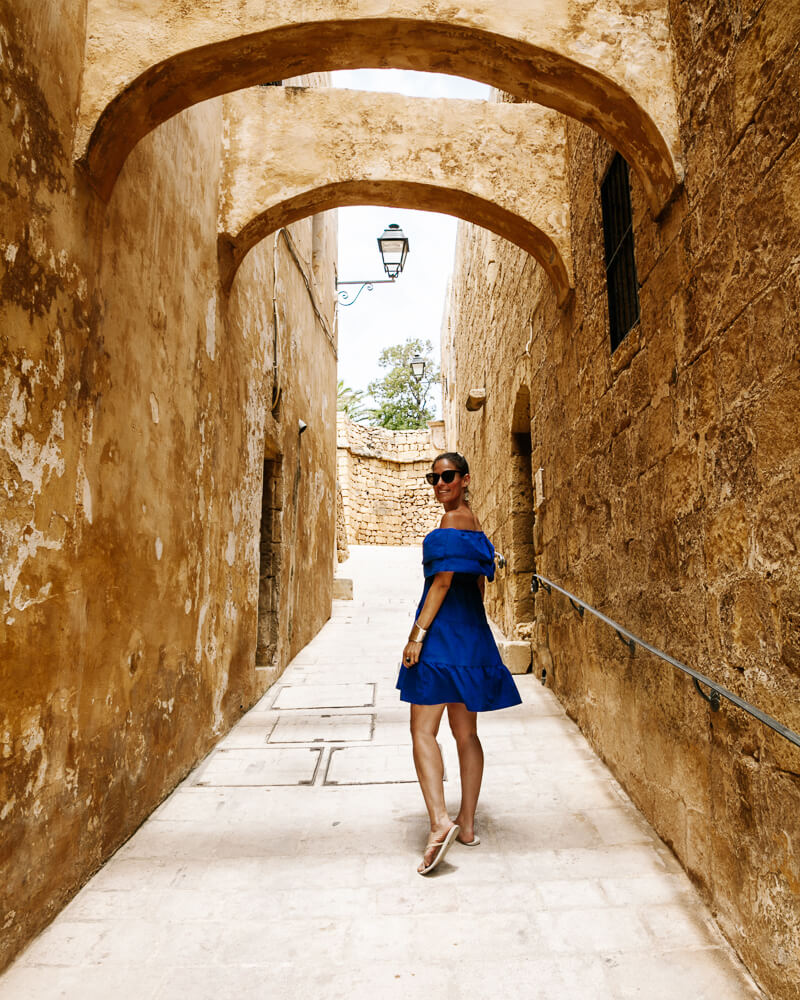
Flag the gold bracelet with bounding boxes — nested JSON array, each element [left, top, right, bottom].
[[408, 621, 428, 643]]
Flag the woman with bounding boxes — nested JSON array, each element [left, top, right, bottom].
[[397, 452, 522, 875]]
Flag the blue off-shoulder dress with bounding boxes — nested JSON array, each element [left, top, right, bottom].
[[396, 528, 522, 712]]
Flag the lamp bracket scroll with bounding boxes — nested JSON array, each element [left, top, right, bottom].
[[336, 278, 395, 307]]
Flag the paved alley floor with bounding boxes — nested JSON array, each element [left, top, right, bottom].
[[1, 546, 763, 999]]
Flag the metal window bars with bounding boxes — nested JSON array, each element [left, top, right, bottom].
[[531, 573, 800, 750], [601, 154, 640, 351]]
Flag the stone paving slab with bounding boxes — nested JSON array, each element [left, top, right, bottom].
[[191, 747, 322, 786], [325, 743, 440, 785], [272, 682, 375, 709], [269, 712, 374, 743], [0, 545, 764, 1000]]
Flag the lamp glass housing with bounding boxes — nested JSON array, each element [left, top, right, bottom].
[[410, 354, 426, 381], [377, 223, 409, 279]]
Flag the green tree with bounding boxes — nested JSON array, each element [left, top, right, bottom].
[[336, 380, 371, 423], [368, 338, 440, 430]]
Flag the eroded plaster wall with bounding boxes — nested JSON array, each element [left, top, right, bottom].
[[443, 3, 800, 996], [0, 1, 336, 967]]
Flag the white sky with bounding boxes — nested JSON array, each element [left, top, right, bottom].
[[331, 70, 491, 415]]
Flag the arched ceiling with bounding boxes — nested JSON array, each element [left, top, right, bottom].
[[80, 0, 682, 214]]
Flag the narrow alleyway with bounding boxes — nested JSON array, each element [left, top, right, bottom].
[[2, 546, 762, 999]]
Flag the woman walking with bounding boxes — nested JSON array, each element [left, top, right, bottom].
[[397, 452, 522, 875]]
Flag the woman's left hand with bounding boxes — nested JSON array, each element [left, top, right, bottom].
[[402, 640, 422, 667]]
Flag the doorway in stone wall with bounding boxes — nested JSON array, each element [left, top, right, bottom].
[[256, 457, 283, 671], [510, 387, 536, 636]]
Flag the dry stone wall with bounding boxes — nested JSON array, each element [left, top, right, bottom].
[[336, 415, 442, 545], [0, 0, 337, 968], [443, 5, 800, 997]]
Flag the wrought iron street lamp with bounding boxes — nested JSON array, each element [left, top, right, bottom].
[[409, 354, 426, 382], [337, 223, 410, 307], [377, 223, 409, 278]]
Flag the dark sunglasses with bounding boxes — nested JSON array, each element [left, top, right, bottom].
[[426, 469, 461, 486]]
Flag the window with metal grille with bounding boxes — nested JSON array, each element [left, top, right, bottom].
[[601, 154, 640, 351], [260, 81, 283, 87]]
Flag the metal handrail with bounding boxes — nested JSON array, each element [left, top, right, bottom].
[[531, 573, 800, 751]]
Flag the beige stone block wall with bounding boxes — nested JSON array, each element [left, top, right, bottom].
[[336, 415, 441, 545], [443, 4, 800, 996], [0, 3, 336, 968]]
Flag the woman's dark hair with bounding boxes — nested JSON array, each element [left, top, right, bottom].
[[432, 452, 469, 475]]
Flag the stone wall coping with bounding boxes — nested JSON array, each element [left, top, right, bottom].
[[337, 414, 437, 463]]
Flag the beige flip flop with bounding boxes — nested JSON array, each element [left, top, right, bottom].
[[418, 824, 460, 876], [457, 833, 480, 847]]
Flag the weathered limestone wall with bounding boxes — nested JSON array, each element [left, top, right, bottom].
[[0, 0, 336, 968], [443, 3, 800, 997], [336, 415, 441, 545], [223, 214, 338, 666]]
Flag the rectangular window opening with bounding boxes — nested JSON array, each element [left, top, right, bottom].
[[257, 458, 282, 668], [601, 153, 640, 352]]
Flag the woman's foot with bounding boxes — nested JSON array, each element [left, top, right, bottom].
[[454, 814, 477, 845], [418, 823, 460, 875]]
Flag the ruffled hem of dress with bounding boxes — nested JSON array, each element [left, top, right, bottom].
[[411, 658, 507, 674], [396, 659, 522, 712]]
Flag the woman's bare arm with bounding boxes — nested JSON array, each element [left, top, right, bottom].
[[402, 571, 453, 666], [416, 571, 454, 629]]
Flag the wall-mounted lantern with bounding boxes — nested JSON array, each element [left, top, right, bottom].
[[336, 223, 410, 307], [409, 354, 426, 382], [377, 223, 409, 278]]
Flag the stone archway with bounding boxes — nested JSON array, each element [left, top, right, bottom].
[[79, 0, 681, 213], [218, 86, 572, 304]]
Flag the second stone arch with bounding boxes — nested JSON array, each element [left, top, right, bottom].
[[218, 86, 574, 306]]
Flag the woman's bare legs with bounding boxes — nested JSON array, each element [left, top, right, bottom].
[[410, 703, 454, 870], [447, 703, 483, 843]]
